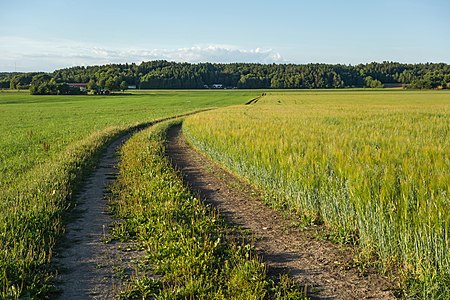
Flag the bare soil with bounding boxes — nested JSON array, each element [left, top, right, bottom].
[[54, 133, 140, 299], [166, 125, 398, 300]]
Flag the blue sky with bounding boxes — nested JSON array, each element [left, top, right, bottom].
[[1, 0, 449, 71]]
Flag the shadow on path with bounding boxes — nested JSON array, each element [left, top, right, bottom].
[[165, 124, 397, 300]]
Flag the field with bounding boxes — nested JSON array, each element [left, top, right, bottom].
[[108, 121, 304, 299], [183, 90, 450, 298], [2, 89, 449, 298], [0, 90, 258, 297], [0, 90, 255, 188]]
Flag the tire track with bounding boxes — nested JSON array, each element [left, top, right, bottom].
[[54, 110, 212, 299], [55, 132, 133, 299], [166, 124, 398, 300]]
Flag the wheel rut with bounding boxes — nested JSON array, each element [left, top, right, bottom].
[[55, 132, 138, 299], [53, 111, 212, 299], [166, 124, 398, 300]]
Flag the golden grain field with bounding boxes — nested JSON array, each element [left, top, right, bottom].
[[184, 90, 450, 298]]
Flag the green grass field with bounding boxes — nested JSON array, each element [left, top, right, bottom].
[[0, 90, 258, 298], [0, 90, 255, 188], [183, 90, 450, 299], [3, 89, 450, 299]]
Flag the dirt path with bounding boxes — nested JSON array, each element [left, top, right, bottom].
[[53, 112, 212, 299], [166, 125, 398, 300], [55, 133, 139, 299]]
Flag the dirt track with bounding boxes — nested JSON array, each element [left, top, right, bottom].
[[166, 125, 397, 300], [53, 112, 209, 299], [55, 133, 139, 299], [54, 119, 398, 299]]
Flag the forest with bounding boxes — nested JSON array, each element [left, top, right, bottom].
[[1, 61, 450, 93]]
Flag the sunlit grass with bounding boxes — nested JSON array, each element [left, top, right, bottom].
[[184, 90, 450, 299], [0, 90, 253, 188], [0, 90, 257, 298], [109, 120, 306, 299]]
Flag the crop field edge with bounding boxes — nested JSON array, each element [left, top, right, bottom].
[[108, 119, 307, 299]]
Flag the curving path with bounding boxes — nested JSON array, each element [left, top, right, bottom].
[[166, 125, 398, 300], [54, 112, 208, 299], [54, 115, 398, 299]]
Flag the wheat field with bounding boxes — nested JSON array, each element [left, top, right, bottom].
[[184, 90, 450, 298]]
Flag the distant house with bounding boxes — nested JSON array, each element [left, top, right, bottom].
[[67, 83, 88, 91], [127, 85, 137, 89], [212, 84, 223, 89]]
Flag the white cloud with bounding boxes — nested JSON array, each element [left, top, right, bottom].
[[0, 37, 284, 72]]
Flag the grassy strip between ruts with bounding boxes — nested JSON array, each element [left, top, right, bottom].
[[109, 120, 306, 299]]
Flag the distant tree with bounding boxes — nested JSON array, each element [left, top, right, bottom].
[[105, 78, 117, 91], [398, 69, 415, 84], [270, 77, 285, 88], [29, 74, 85, 95], [10, 76, 20, 89], [410, 79, 432, 89], [87, 79, 98, 93], [30, 74, 56, 94], [11, 73, 36, 89], [0, 78, 10, 89], [364, 76, 384, 88], [423, 71, 445, 88], [120, 80, 128, 92], [237, 74, 270, 89], [40, 60, 450, 90], [56, 83, 70, 95], [98, 78, 106, 89]]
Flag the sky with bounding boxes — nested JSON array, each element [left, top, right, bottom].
[[0, 0, 449, 72]]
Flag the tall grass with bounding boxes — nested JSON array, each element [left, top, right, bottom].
[[0, 91, 258, 298], [183, 90, 450, 299], [108, 121, 305, 299]]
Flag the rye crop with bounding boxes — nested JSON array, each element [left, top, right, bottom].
[[183, 90, 450, 299]]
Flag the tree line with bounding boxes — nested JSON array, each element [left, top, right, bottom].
[[1, 61, 449, 93]]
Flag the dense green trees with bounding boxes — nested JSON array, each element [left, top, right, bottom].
[[2, 61, 450, 93], [50, 61, 448, 90], [29, 74, 85, 95], [364, 76, 384, 88], [0, 73, 12, 89], [87, 79, 97, 92], [29, 74, 56, 94], [119, 80, 128, 92], [5, 73, 41, 89]]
